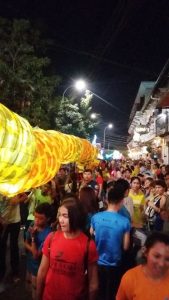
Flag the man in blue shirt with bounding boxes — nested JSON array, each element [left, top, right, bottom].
[[91, 180, 130, 300]]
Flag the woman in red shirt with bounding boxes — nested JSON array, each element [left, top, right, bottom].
[[36, 196, 98, 300]]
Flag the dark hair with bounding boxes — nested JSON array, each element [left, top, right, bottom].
[[124, 168, 132, 174], [79, 186, 98, 214], [107, 180, 115, 190], [139, 162, 145, 167], [130, 165, 134, 171], [145, 177, 154, 183], [35, 202, 52, 219], [114, 179, 130, 194], [155, 179, 167, 191], [145, 231, 169, 251], [59, 167, 66, 172], [83, 169, 92, 174], [131, 176, 141, 185], [60, 196, 86, 231], [108, 187, 124, 204], [137, 173, 144, 178], [95, 168, 103, 177], [160, 164, 166, 170], [145, 177, 154, 187], [153, 163, 160, 168]]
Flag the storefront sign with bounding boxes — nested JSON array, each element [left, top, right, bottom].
[[135, 126, 150, 134]]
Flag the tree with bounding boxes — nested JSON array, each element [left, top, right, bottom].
[[79, 90, 99, 138], [54, 91, 99, 139], [0, 17, 100, 138], [0, 18, 60, 129]]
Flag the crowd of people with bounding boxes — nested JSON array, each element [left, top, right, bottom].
[[0, 158, 169, 300]]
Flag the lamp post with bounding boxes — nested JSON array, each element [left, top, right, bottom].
[[103, 123, 113, 150], [62, 79, 86, 101], [62, 79, 120, 112]]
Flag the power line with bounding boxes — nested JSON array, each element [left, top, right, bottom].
[[90, 91, 127, 115], [49, 43, 156, 76]]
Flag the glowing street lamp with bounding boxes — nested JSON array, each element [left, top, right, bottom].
[[62, 79, 86, 101], [74, 79, 86, 91], [62, 79, 117, 111], [103, 123, 113, 150], [90, 113, 97, 119]]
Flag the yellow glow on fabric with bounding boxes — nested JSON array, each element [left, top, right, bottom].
[[0, 103, 98, 197]]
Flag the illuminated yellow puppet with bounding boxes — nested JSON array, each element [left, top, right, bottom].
[[0, 103, 98, 197]]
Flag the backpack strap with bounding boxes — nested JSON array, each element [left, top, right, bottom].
[[84, 237, 90, 272], [48, 231, 55, 254]]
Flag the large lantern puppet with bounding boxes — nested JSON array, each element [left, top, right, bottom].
[[0, 103, 98, 197]]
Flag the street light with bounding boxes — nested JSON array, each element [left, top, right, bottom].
[[62, 79, 123, 113], [74, 80, 86, 91], [103, 123, 113, 150], [62, 79, 86, 101], [90, 113, 97, 119]]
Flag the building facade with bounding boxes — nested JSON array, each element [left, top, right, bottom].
[[128, 59, 169, 164]]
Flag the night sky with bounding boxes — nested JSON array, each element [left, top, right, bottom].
[[0, 0, 169, 148]]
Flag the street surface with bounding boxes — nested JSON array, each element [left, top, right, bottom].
[[0, 229, 30, 300]]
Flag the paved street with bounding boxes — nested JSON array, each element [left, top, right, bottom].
[[0, 230, 31, 300], [0, 257, 30, 300]]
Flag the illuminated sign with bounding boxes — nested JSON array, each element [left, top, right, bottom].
[[135, 126, 150, 134]]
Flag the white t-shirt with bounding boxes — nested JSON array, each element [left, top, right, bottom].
[[0, 195, 21, 224]]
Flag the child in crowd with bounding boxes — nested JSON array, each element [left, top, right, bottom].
[[24, 203, 52, 299]]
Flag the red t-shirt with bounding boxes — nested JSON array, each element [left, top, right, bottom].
[[96, 176, 103, 185], [42, 231, 98, 300]]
